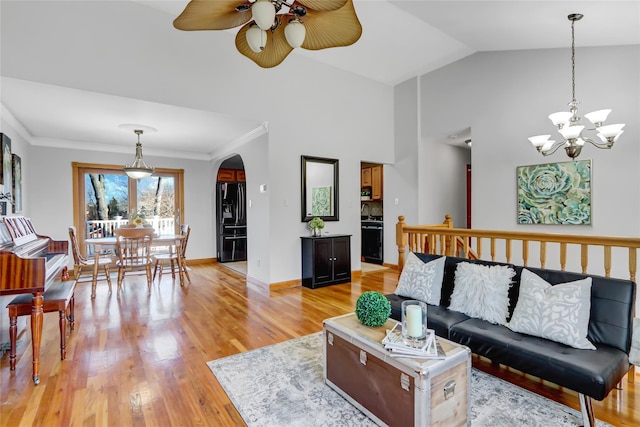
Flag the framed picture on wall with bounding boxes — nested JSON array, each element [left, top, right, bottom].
[[12, 154, 22, 213], [1, 133, 11, 195], [517, 159, 591, 225]]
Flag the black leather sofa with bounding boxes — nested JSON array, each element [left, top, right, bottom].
[[386, 254, 636, 427]]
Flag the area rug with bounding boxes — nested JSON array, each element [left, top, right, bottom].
[[207, 333, 610, 427]]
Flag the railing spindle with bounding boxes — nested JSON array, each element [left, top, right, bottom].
[[604, 246, 612, 277]]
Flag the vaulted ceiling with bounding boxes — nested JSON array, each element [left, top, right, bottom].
[[1, 1, 638, 159]]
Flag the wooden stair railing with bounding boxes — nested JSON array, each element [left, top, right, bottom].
[[397, 215, 640, 282], [396, 214, 640, 383]]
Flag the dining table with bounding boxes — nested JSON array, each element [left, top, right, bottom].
[[85, 233, 186, 298]]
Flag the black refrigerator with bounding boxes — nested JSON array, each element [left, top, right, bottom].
[[216, 182, 247, 262]]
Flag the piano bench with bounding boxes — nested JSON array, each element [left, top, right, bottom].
[[6, 280, 77, 371]]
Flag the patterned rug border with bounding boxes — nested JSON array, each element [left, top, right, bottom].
[[207, 332, 610, 427]]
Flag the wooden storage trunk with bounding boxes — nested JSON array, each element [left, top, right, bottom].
[[323, 314, 470, 427]]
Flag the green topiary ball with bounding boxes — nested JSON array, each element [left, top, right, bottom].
[[355, 291, 391, 327]]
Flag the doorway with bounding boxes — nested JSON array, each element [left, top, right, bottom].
[[216, 155, 247, 272], [360, 161, 387, 271]]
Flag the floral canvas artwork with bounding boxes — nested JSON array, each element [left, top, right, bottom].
[[311, 187, 331, 217], [517, 160, 591, 225]]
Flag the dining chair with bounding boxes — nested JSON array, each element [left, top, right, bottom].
[[153, 224, 191, 284], [68, 226, 112, 292], [114, 227, 154, 293]]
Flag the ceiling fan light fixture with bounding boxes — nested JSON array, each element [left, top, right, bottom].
[[246, 24, 267, 52], [123, 129, 154, 180], [174, 0, 361, 68], [252, 0, 276, 31], [284, 19, 305, 48]]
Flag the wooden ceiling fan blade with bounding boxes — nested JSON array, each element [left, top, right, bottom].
[[235, 23, 294, 68], [295, 0, 348, 12], [174, 0, 252, 31], [300, 0, 362, 50]]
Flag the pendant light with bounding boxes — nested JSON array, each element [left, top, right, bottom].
[[528, 13, 625, 159], [123, 129, 154, 180]]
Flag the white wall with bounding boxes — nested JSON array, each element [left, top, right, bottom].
[[418, 46, 639, 235], [408, 45, 640, 278], [1, 1, 395, 284], [0, 109, 30, 216], [0, 111, 32, 342], [24, 145, 215, 261], [385, 78, 420, 264], [212, 133, 271, 285]]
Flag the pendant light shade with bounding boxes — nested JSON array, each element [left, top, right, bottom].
[[284, 19, 306, 48], [246, 24, 267, 52], [124, 129, 154, 180], [252, 0, 276, 31]]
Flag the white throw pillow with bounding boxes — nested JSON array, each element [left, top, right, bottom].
[[449, 262, 515, 325], [394, 253, 446, 305], [507, 268, 595, 350]]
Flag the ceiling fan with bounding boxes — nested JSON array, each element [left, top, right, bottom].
[[173, 0, 362, 68]]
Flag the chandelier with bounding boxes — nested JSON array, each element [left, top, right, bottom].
[[528, 13, 625, 159], [173, 0, 362, 68], [123, 129, 154, 180]]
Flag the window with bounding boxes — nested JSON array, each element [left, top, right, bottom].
[[72, 162, 184, 256]]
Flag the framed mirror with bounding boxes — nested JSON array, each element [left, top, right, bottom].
[[301, 155, 339, 222]]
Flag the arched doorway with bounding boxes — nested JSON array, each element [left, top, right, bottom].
[[216, 155, 247, 267]]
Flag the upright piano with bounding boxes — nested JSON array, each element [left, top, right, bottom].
[[1, 215, 69, 384]]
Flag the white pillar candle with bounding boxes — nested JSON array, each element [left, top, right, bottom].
[[405, 305, 423, 338]]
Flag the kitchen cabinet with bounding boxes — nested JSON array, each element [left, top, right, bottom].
[[361, 167, 372, 187], [217, 169, 236, 182], [217, 169, 246, 183], [301, 235, 351, 289], [371, 165, 383, 200]]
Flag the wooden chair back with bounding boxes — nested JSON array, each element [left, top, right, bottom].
[[179, 224, 191, 258], [115, 227, 154, 267], [68, 226, 87, 264]]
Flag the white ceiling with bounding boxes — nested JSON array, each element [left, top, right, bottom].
[[1, 0, 639, 160]]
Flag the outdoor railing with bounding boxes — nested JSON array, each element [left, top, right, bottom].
[[85, 217, 176, 256], [86, 217, 176, 238]]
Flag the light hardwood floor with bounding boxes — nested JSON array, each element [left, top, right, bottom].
[[1, 264, 638, 426]]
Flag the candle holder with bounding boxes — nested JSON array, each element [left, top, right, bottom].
[[401, 300, 428, 347]]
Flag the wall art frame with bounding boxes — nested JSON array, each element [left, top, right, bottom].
[[1, 133, 11, 194], [517, 159, 591, 225], [12, 154, 22, 213]]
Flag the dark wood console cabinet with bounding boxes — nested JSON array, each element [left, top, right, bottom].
[[301, 235, 351, 289]]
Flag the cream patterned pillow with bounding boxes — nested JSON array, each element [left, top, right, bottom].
[[449, 262, 515, 325], [507, 269, 595, 350], [394, 254, 446, 305]]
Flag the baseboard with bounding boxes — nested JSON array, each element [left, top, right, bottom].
[[267, 279, 302, 290], [185, 257, 216, 265], [383, 262, 398, 270]]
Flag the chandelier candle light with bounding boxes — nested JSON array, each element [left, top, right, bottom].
[[528, 13, 625, 159]]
